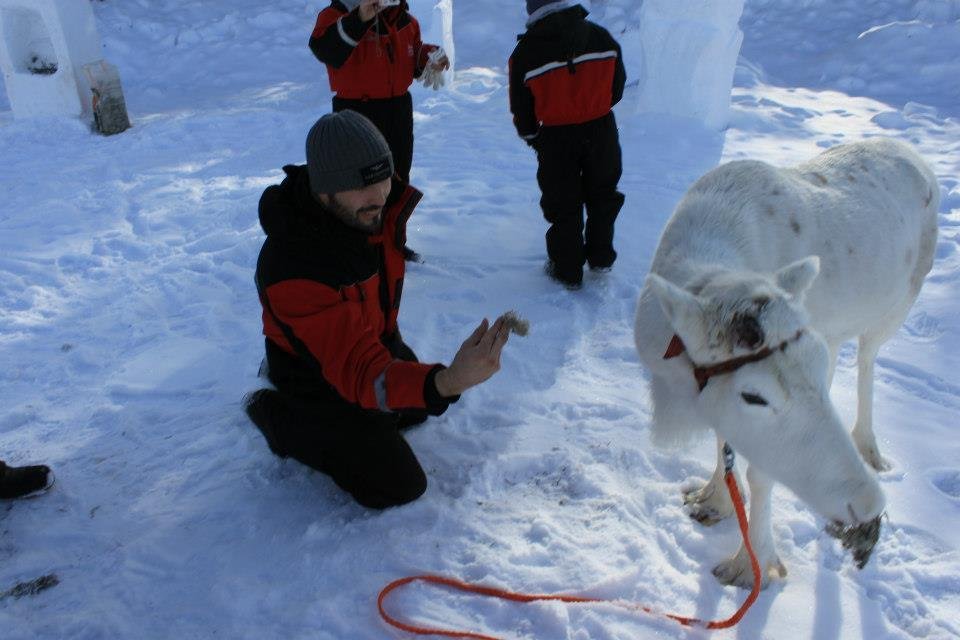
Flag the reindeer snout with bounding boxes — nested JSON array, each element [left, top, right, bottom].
[[825, 479, 885, 569], [847, 480, 885, 524], [827, 514, 883, 569]]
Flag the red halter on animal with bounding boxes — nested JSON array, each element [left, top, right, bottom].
[[663, 331, 805, 391]]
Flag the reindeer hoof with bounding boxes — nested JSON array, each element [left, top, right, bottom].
[[854, 438, 893, 472], [683, 484, 732, 526], [712, 556, 786, 590], [858, 446, 891, 472]]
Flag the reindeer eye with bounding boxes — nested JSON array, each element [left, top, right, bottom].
[[741, 392, 768, 406]]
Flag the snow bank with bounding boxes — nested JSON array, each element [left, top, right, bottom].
[[739, 0, 960, 117], [913, 0, 960, 21], [2, 1, 960, 639]]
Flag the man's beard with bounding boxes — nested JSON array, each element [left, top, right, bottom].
[[326, 194, 383, 233]]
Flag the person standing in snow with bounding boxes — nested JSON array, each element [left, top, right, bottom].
[[509, 0, 627, 289], [308, 0, 449, 187], [0, 460, 53, 500], [245, 111, 511, 510]]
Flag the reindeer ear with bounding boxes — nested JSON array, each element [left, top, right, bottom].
[[647, 274, 706, 341], [775, 256, 820, 298]]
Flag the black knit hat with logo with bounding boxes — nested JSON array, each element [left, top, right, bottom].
[[305, 110, 394, 195]]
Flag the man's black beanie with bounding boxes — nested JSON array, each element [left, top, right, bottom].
[[305, 110, 394, 195]]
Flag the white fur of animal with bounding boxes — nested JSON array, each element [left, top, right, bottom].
[[634, 138, 939, 588]]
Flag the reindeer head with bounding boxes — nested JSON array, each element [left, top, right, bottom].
[[647, 256, 820, 366], [646, 255, 884, 565]]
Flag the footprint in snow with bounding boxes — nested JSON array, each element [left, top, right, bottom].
[[929, 469, 960, 500]]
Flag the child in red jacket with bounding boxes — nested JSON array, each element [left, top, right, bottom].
[[509, 1, 627, 288], [309, 0, 449, 184]]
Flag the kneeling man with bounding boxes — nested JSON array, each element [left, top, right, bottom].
[[246, 110, 510, 509]]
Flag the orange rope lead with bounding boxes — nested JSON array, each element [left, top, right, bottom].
[[377, 575, 603, 640], [671, 471, 761, 629], [378, 470, 761, 638]]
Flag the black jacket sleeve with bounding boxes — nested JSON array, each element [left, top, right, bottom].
[[508, 44, 540, 143], [309, 7, 374, 69], [424, 365, 460, 415]]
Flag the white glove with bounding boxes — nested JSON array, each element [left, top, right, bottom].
[[421, 47, 448, 91]]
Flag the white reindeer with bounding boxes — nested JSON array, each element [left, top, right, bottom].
[[634, 138, 939, 588]]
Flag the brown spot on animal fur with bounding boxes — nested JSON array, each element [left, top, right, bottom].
[[847, 173, 856, 183], [731, 313, 764, 349], [771, 187, 781, 196], [765, 205, 776, 217], [790, 218, 801, 234], [847, 246, 855, 256], [811, 172, 828, 186]]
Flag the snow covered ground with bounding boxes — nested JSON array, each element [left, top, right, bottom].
[[1, 0, 959, 638]]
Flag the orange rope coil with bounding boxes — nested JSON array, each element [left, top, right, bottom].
[[378, 471, 761, 638]]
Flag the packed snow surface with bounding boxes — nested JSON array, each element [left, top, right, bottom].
[[1, 0, 959, 638]]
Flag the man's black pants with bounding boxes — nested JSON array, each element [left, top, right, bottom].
[[247, 336, 429, 509], [534, 112, 625, 285], [333, 93, 414, 183], [247, 389, 428, 510]]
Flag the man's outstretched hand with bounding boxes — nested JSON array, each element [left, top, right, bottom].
[[434, 315, 511, 397]]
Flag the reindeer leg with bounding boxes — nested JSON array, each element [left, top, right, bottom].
[[683, 435, 736, 526], [713, 464, 787, 589], [852, 333, 891, 471], [825, 341, 839, 388]]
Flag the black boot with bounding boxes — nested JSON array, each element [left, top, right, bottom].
[[0, 461, 54, 500], [243, 390, 288, 458], [544, 260, 582, 290]]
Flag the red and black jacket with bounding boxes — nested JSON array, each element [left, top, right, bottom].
[[508, 5, 626, 142], [255, 165, 454, 416], [309, 1, 438, 100]]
